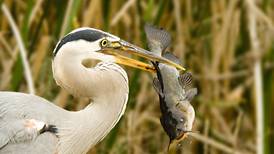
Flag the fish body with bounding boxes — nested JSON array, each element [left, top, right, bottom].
[[145, 25, 197, 143], [153, 61, 197, 141]]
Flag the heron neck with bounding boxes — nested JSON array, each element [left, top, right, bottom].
[[57, 68, 128, 154], [53, 48, 129, 153], [70, 95, 128, 154]]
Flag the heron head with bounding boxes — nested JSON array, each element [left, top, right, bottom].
[[52, 27, 184, 73], [51, 28, 185, 97]]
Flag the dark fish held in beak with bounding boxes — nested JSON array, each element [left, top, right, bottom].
[[145, 24, 197, 151]]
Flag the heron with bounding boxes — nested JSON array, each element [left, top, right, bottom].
[[0, 27, 184, 154]]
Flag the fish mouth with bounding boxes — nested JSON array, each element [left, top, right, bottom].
[[101, 39, 185, 72], [176, 130, 192, 140], [176, 132, 187, 140], [168, 131, 191, 152]]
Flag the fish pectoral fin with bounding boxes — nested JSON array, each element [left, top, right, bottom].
[[144, 24, 171, 52], [179, 72, 193, 89], [153, 78, 164, 97], [185, 88, 198, 101]]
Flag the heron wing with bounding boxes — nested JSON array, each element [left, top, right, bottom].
[[0, 92, 67, 121], [0, 119, 37, 149], [0, 92, 67, 153], [0, 132, 58, 154]]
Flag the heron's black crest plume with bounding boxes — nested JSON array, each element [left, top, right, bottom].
[[53, 29, 106, 57]]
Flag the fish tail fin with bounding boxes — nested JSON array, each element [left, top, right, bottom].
[[144, 24, 171, 52]]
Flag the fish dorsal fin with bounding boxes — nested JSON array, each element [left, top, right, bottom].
[[144, 24, 171, 53], [163, 52, 181, 65], [178, 72, 193, 89]]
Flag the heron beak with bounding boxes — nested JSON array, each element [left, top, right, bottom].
[[102, 40, 185, 72]]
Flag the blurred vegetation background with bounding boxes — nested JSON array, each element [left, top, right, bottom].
[[0, 0, 273, 153]]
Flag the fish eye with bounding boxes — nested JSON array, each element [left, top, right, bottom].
[[100, 39, 108, 47]]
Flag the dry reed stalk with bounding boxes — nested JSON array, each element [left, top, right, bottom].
[[127, 111, 134, 154], [211, 108, 233, 140], [211, 0, 238, 101], [31, 36, 50, 81], [82, 0, 100, 27], [203, 119, 209, 154], [247, 1, 274, 32], [54, 89, 69, 108], [246, 1, 264, 154], [0, 33, 13, 56], [222, 9, 240, 96], [1, 4, 35, 94], [60, 0, 74, 37], [172, 0, 185, 60], [210, 126, 235, 145], [232, 111, 243, 150], [111, 0, 136, 26], [188, 132, 252, 154], [195, 69, 250, 80], [93, 1, 103, 28], [28, 0, 43, 27], [0, 47, 19, 90], [185, 0, 193, 25]]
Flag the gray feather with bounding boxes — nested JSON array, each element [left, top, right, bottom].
[[0, 92, 67, 153], [0, 90, 128, 154], [0, 133, 58, 154], [0, 132, 9, 149], [0, 119, 38, 146]]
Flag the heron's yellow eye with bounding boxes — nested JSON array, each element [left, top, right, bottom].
[[100, 39, 108, 47]]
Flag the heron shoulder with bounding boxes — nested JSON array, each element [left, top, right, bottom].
[[0, 92, 69, 122]]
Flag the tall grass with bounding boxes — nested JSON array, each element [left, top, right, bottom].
[[0, 0, 273, 153]]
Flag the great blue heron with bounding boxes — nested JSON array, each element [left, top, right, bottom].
[[0, 27, 184, 154]]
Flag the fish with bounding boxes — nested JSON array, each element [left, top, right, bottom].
[[144, 24, 197, 149]]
